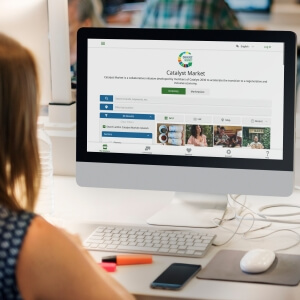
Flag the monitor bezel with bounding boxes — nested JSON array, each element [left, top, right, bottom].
[[76, 28, 296, 173]]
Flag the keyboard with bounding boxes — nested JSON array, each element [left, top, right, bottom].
[[83, 224, 216, 258]]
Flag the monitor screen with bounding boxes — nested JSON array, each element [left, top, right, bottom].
[[225, 0, 272, 13], [76, 28, 296, 227]]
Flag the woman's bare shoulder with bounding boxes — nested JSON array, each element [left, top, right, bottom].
[[16, 216, 76, 298], [16, 216, 135, 300], [18, 216, 69, 256]]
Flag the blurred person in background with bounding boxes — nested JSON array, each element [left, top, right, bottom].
[[101, 0, 138, 25], [68, 0, 105, 84], [140, 0, 242, 30], [102, 0, 124, 20]]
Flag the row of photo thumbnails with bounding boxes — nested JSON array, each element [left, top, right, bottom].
[[157, 124, 270, 149]]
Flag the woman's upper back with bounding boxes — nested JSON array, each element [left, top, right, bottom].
[[0, 205, 35, 299], [0, 206, 135, 300]]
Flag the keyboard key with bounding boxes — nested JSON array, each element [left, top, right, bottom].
[[117, 245, 159, 252], [169, 249, 177, 254], [158, 248, 169, 253], [106, 245, 117, 249]]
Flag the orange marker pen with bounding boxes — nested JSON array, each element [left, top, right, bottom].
[[102, 255, 152, 265]]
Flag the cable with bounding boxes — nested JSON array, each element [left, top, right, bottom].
[[236, 215, 300, 224], [213, 213, 272, 246], [229, 194, 300, 224], [228, 194, 266, 219], [211, 195, 300, 251], [243, 229, 300, 252], [213, 212, 300, 252], [258, 204, 300, 217], [212, 214, 249, 246]]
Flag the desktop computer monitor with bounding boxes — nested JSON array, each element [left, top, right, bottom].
[[76, 28, 296, 228]]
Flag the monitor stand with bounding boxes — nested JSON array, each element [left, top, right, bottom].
[[147, 193, 228, 228]]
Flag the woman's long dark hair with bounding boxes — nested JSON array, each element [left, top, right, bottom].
[[0, 33, 41, 211], [191, 125, 202, 138]]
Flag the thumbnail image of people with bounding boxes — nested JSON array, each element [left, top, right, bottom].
[[186, 124, 213, 147], [157, 123, 185, 145], [214, 126, 242, 147], [250, 135, 264, 149], [242, 127, 270, 149], [214, 126, 229, 147], [229, 130, 242, 148]]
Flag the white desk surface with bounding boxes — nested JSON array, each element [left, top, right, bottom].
[[49, 175, 300, 300]]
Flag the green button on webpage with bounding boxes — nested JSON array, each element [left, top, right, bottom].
[[162, 87, 186, 95]]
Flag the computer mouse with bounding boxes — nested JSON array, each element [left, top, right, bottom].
[[240, 249, 276, 274]]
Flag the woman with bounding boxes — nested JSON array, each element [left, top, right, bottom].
[[187, 125, 207, 146], [0, 33, 134, 300]]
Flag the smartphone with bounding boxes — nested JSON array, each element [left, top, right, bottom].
[[150, 263, 201, 290]]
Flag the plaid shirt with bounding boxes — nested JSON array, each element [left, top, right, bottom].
[[140, 0, 242, 30]]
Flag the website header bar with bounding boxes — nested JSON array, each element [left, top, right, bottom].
[[88, 39, 284, 52]]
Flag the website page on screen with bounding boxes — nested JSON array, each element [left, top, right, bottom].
[[87, 39, 284, 160]]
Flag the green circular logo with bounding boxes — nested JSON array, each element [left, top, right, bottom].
[[178, 51, 192, 68]]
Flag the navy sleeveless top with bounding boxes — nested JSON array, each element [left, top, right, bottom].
[[0, 204, 35, 300]]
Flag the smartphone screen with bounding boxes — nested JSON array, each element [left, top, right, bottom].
[[150, 263, 201, 290]]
